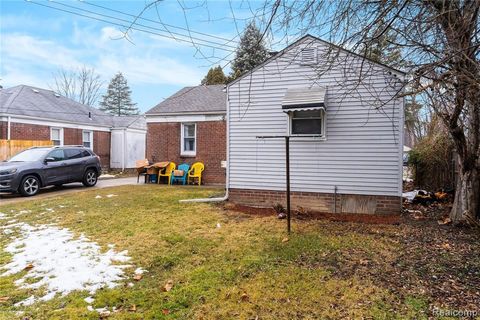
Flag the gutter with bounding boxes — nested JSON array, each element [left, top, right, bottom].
[[179, 86, 231, 204]]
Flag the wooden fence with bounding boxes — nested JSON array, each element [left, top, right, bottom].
[[0, 140, 53, 161]]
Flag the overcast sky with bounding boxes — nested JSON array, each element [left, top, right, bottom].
[[0, 0, 268, 112]]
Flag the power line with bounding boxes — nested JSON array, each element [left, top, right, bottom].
[[26, 0, 237, 53], [52, 1, 238, 50], [81, 0, 239, 45]]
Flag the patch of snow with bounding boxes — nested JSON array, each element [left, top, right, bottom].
[[216, 223, 221, 228], [84, 296, 95, 304], [134, 267, 147, 275], [95, 195, 102, 199], [18, 210, 31, 215], [3, 229, 13, 235], [0, 212, 6, 219], [127, 282, 134, 288], [1, 223, 131, 305], [45, 208, 55, 212], [100, 174, 116, 178], [106, 194, 117, 198], [87, 305, 94, 312], [58, 205, 66, 208], [7, 219, 17, 223], [14, 295, 35, 307]]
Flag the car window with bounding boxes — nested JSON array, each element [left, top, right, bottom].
[[9, 148, 50, 162], [65, 149, 83, 159], [81, 150, 92, 158], [46, 149, 66, 161]]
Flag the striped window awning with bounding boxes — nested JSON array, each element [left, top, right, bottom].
[[282, 87, 326, 112]]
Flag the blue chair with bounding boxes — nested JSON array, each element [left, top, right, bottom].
[[170, 163, 190, 185]]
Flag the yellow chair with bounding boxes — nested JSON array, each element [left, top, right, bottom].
[[158, 162, 176, 185], [188, 162, 204, 186]]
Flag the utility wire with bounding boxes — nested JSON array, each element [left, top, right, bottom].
[[81, 0, 239, 45], [52, 1, 238, 50], [27, 0, 237, 53]]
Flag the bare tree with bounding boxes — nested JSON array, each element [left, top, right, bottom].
[[52, 66, 103, 107]]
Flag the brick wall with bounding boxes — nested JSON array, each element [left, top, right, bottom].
[[0, 121, 111, 168], [8, 122, 50, 140], [228, 188, 401, 215], [93, 131, 111, 169], [146, 120, 226, 184], [0, 121, 6, 139]]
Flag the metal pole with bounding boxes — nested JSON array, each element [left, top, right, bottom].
[[285, 136, 291, 234]]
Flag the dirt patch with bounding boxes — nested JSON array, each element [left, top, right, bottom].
[[224, 203, 402, 225]]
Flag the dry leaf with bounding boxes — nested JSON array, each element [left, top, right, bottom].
[[128, 305, 137, 312], [441, 243, 451, 250], [133, 274, 142, 281], [240, 293, 249, 302], [438, 217, 452, 225], [163, 279, 174, 292], [282, 237, 289, 243], [24, 263, 34, 270], [0, 297, 9, 303], [162, 309, 170, 315]]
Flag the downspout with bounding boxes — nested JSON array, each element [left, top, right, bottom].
[[180, 85, 230, 203]]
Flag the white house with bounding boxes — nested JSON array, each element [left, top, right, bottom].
[[226, 35, 405, 215]]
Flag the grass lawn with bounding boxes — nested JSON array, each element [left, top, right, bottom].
[[0, 185, 478, 319]]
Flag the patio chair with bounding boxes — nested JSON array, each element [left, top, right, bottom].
[[170, 163, 190, 185], [135, 159, 150, 183], [187, 162, 204, 186], [158, 162, 176, 185]]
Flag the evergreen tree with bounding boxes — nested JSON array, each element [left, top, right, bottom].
[[230, 22, 269, 80], [201, 66, 227, 85], [99, 72, 139, 116]]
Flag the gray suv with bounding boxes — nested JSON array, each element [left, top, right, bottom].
[[0, 146, 102, 196]]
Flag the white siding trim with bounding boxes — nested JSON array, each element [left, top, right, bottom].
[[146, 114, 224, 123], [0, 115, 111, 132]]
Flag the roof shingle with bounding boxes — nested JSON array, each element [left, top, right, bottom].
[[146, 85, 226, 115]]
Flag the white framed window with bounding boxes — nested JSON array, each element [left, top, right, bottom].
[[181, 123, 196, 156], [289, 110, 326, 136], [50, 127, 64, 146], [82, 130, 93, 149]]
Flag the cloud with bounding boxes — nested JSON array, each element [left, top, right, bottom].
[[0, 24, 204, 89]]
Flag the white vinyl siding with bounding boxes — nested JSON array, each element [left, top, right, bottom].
[[82, 130, 93, 149], [227, 37, 404, 197], [50, 127, 63, 146], [181, 123, 196, 156]]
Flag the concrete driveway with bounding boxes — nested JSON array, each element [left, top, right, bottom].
[[0, 177, 139, 206]]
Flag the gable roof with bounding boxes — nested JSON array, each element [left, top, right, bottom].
[[146, 85, 226, 115], [0, 85, 145, 130], [227, 34, 406, 87]]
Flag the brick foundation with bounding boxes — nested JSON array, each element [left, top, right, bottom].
[[146, 121, 226, 184], [228, 188, 401, 215]]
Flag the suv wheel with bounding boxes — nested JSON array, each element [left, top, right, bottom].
[[83, 169, 98, 187], [19, 175, 40, 197]]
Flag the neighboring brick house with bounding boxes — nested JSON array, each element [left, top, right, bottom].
[[145, 85, 226, 185], [0, 85, 146, 169]]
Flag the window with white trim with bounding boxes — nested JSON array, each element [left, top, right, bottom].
[[82, 130, 93, 149], [289, 110, 325, 136], [50, 127, 63, 146], [181, 123, 196, 156]]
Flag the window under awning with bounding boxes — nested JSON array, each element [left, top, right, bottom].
[[282, 87, 326, 112]]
